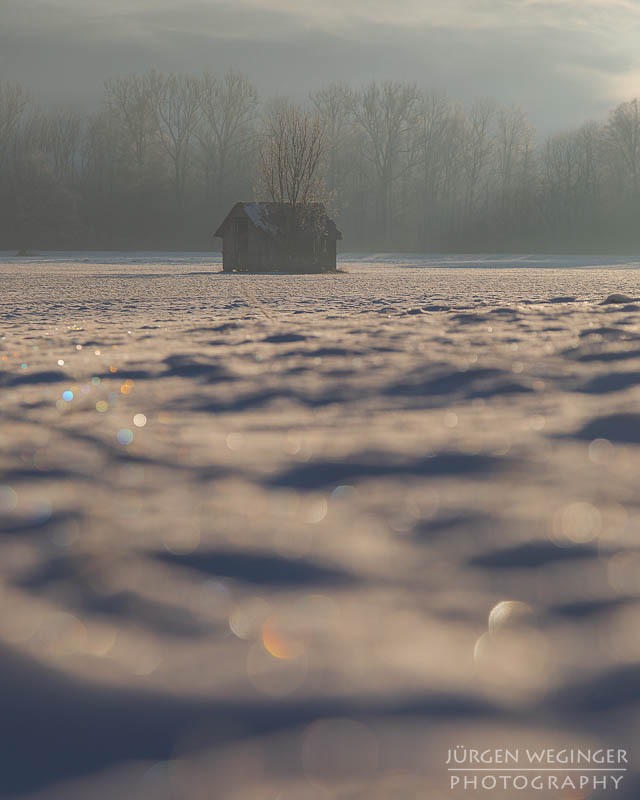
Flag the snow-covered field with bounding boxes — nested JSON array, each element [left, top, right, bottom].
[[2, 252, 640, 798]]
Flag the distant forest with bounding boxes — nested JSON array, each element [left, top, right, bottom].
[[1, 72, 640, 253]]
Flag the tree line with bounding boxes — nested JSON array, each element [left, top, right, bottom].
[[1, 71, 640, 253]]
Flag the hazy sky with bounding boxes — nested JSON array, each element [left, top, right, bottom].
[[2, 0, 639, 132]]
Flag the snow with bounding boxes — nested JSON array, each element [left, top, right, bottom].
[[242, 203, 280, 235], [2, 252, 640, 797]]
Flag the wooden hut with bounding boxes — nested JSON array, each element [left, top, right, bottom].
[[214, 202, 342, 273]]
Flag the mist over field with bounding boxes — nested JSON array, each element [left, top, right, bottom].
[[2, 73, 640, 254], [1, 0, 640, 253], [3, 0, 638, 128]]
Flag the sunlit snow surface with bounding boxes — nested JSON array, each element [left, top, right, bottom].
[[2, 252, 640, 798]]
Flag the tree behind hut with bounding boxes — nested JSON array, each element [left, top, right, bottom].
[[257, 100, 328, 266]]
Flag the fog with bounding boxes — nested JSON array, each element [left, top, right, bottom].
[[2, 0, 640, 252], [2, 70, 640, 253], [2, 0, 639, 130]]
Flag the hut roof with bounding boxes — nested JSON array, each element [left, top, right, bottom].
[[214, 202, 342, 241]]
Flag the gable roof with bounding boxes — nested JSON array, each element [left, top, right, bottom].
[[214, 202, 342, 240]]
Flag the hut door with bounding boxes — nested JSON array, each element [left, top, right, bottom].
[[234, 218, 248, 269]]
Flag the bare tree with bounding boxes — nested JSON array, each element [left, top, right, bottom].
[[493, 105, 537, 237], [461, 99, 495, 223], [149, 71, 202, 208], [0, 82, 29, 150], [310, 82, 353, 203], [350, 81, 422, 245], [39, 107, 84, 186], [606, 98, 640, 199], [258, 99, 327, 207], [104, 74, 157, 173], [415, 91, 459, 246], [196, 70, 258, 210]]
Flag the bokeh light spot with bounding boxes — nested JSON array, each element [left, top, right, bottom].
[[261, 616, 305, 660], [488, 600, 535, 632], [226, 432, 244, 450], [117, 428, 134, 445]]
